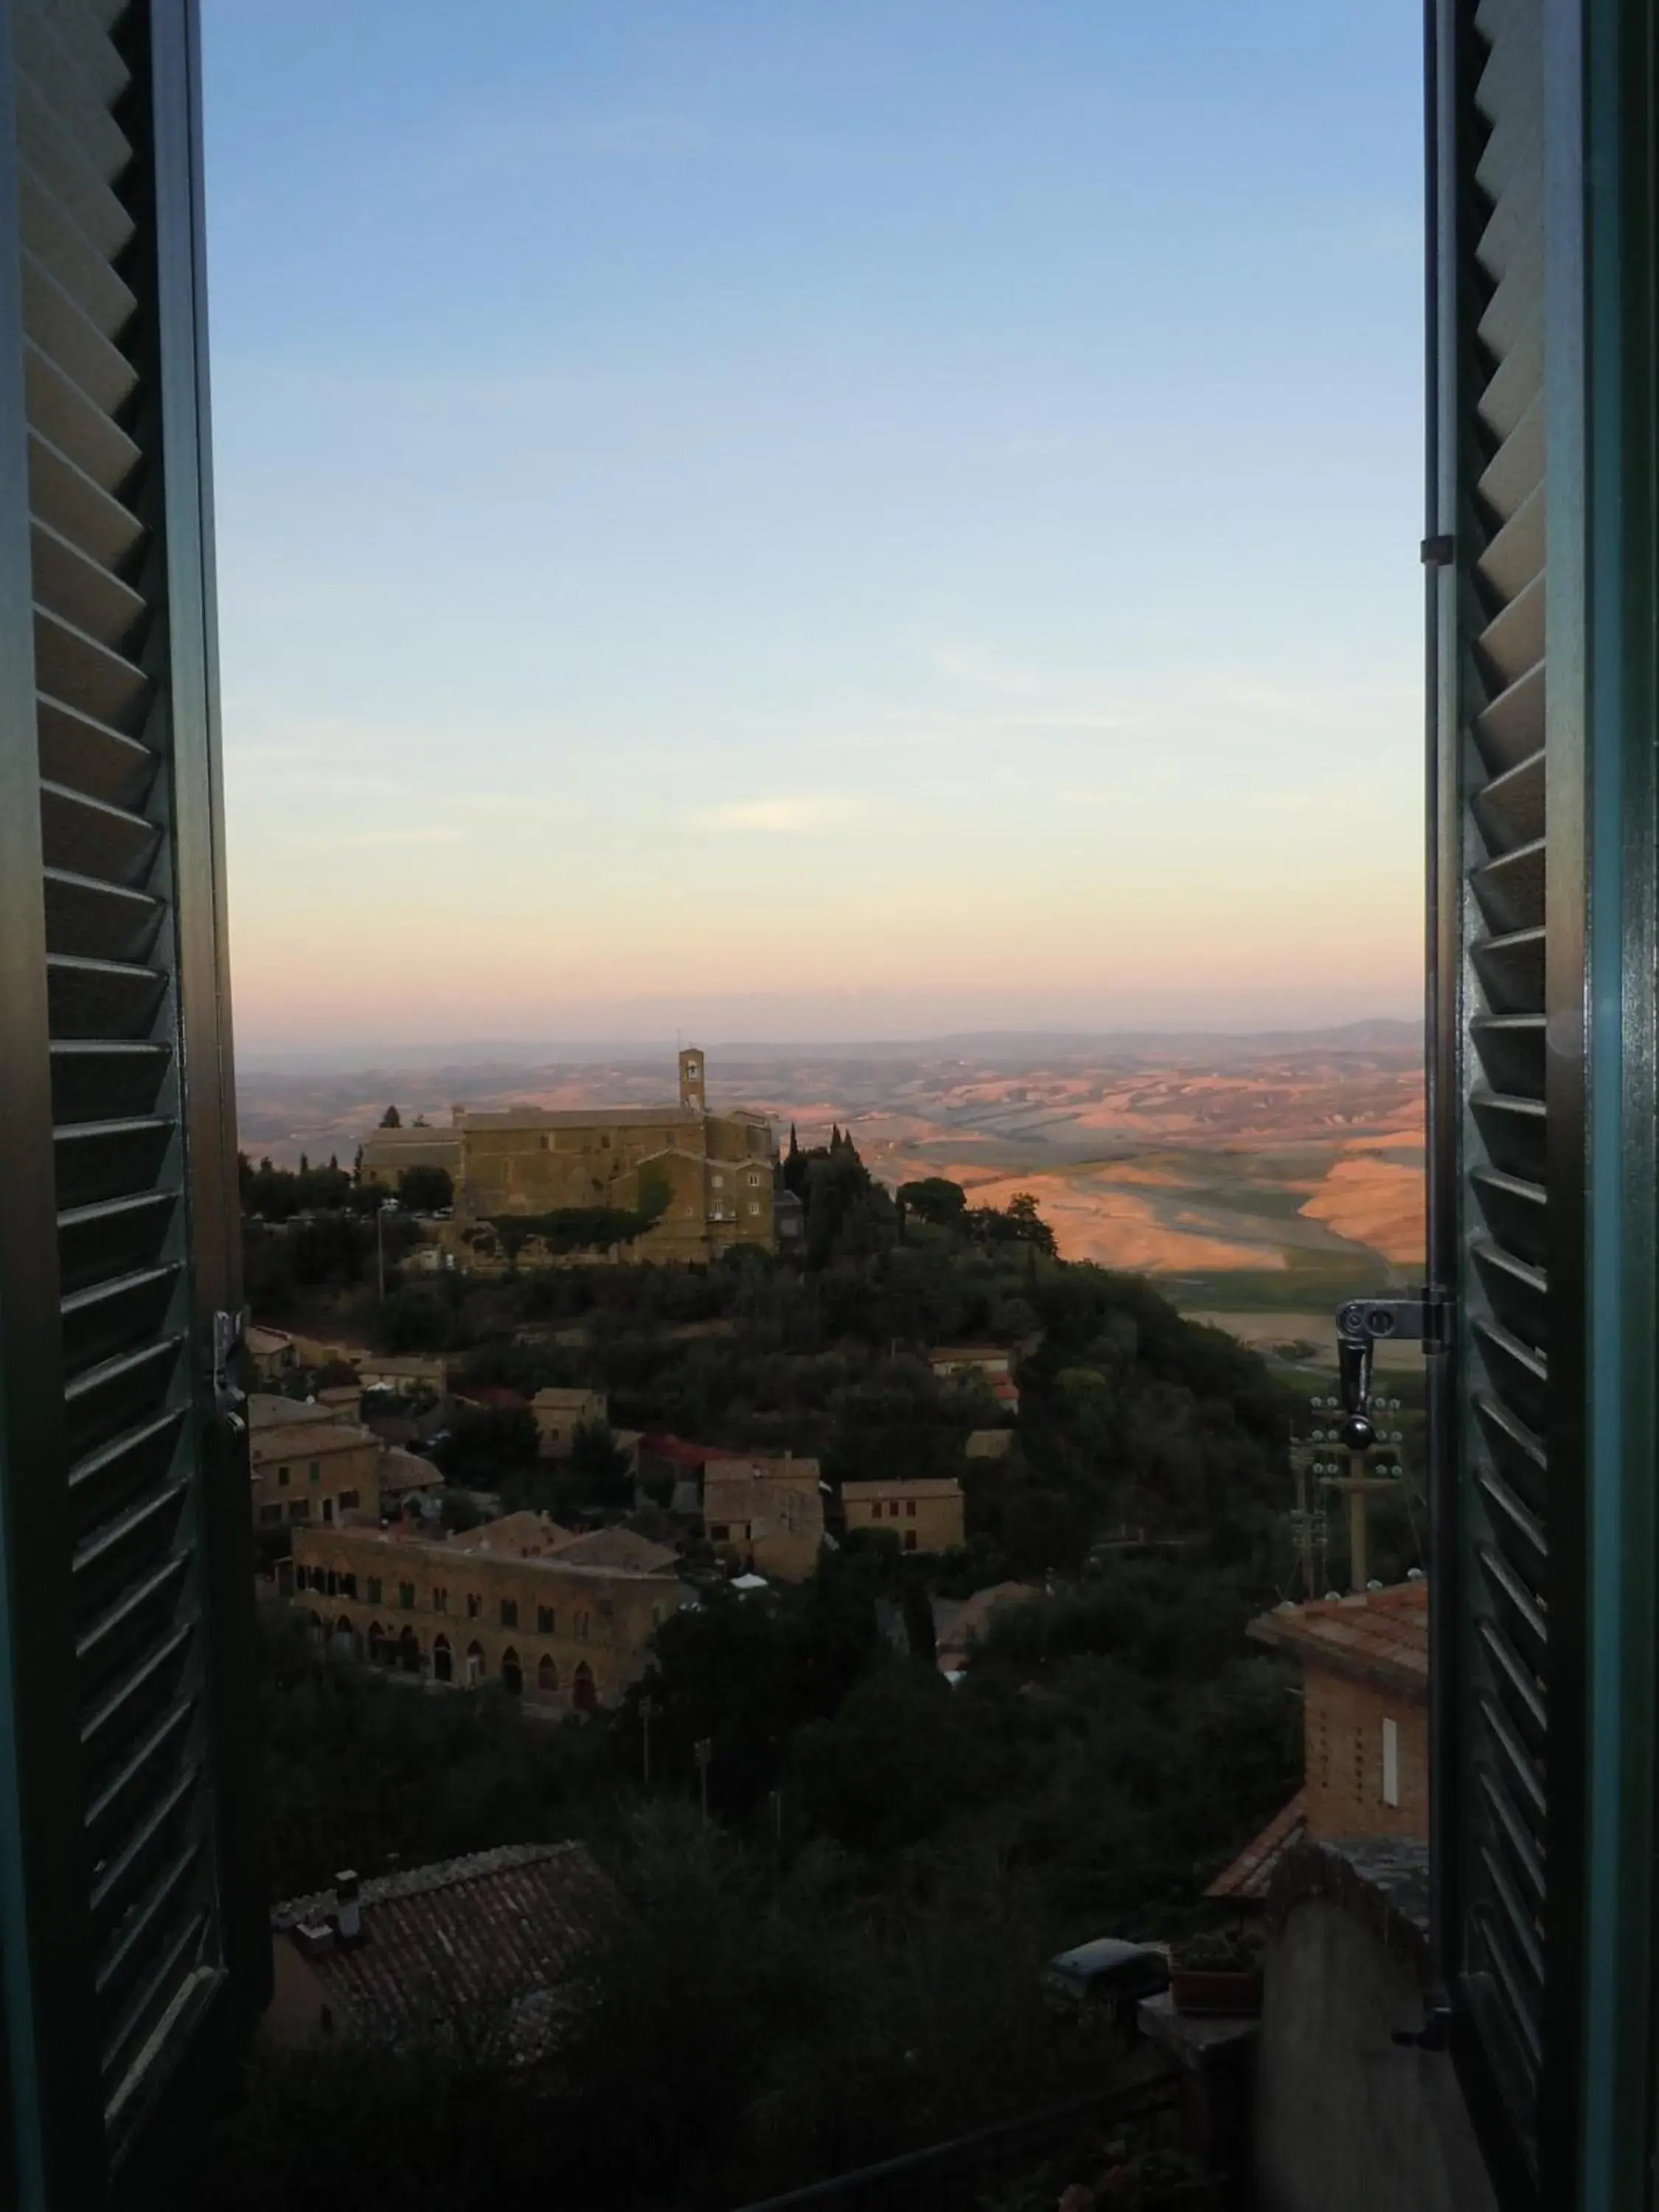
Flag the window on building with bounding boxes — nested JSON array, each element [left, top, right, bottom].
[[904, 1531, 917, 1553], [259, 1505, 282, 1526], [399, 1583, 415, 1611], [342, 1574, 358, 1599], [309, 1461, 321, 1483], [747, 1202, 759, 1216], [367, 1577, 383, 1606], [709, 1523, 730, 1543], [537, 1605, 555, 1635], [339, 1489, 359, 1511], [538, 1654, 558, 1692], [467, 1593, 481, 1619], [276, 1466, 290, 1487], [576, 1613, 590, 1641], [1382, 1717, 1400, 1809], [501, 1649, 522, 1695], [288, 1500, 310, 1523], [905, 1501, 917, 1517], [500, 1599, 518, 1629], [433, 1587, 448, 1613], [325, 1570, 338, 1597], [712, 1172, 724, 1188]]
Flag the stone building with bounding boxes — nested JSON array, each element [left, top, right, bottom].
[[701, 1455, 826, 1580], [450, 1048, 775, 1266], [1246, 1576, 1429, 1846], [841, 1475, 967, 1556], [287, 1513, 683, 1711], [357, 1121, 463, 1189], [530, 1385, 608, 1458], [251, 1419, 382, 1534]]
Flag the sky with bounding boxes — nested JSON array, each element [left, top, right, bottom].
[[201, 1, 1425, 1062]]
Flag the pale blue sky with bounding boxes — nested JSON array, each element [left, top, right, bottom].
[[202, 1, 1425, 1056]]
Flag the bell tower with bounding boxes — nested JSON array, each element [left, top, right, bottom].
[[679, 1046, 706, 1112]]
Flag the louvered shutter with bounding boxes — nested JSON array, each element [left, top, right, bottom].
[[1427, 0, 1659, 2204], [0, 4, 265, 2206]]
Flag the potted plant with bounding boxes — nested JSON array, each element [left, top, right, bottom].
[[1169, 1928, 1263, 2018]]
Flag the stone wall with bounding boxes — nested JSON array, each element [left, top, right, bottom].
[[1253, 1840, 1496, 2212]]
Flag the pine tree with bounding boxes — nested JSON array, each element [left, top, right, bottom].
[[299, 1152, 310, 1175], [380, 1104, 402, 1128]]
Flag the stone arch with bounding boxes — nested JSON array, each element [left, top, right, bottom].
[[537, 1653, 558, 1694], [332, 1615, 357, 1660], [501, 1647, 523, 1696], [432, 1634, 453, 1683], [367, 1622, 391, 1665], [465, 1639, 484, 1686], [572, 1660, 597, 1713], [397, 1624, 421, 1675]]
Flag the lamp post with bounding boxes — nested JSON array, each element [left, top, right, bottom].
[[377, 1197, 397, 1304]]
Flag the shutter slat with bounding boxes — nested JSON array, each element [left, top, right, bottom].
[[28, 428, 145, 571]]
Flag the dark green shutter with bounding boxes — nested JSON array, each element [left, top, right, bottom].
[[1430, 1, 1659, 2206], [0, 4, 265, 2206]]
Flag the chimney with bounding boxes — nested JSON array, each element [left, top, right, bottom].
[[334, 1869, 364, 1947], [292, 1920, 334, 1959]]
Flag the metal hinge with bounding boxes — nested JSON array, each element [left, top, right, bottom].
[[212, 1306, 248, 1432], [1332, 1290, 1452, 1445], [1421, 532, 1455, 566]]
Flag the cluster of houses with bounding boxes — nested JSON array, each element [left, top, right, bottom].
[[248, 1326, 1020, 1714]]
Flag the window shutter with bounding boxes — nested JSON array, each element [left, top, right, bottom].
[[1430, 2, 1659, 2205], [0, 4, 265, 2206]]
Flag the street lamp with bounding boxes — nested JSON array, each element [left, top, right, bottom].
[[377, 1197, 397, 1304]]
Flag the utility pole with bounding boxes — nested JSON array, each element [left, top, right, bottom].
[[639, 1694, 657, 1790], [694, 1736, 712, 1823], [1308, 1394, 1406, 1594]]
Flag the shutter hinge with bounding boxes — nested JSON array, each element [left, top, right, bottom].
[[1421, 532, 1455, 566], [212, 1306, 248, 1430], [1332, 1290, 1452, 1445]]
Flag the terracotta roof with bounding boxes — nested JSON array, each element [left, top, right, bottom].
[[447, 1512, 577, 1557], [931, 1347, 1012, 1367], [550, 1526, 679, 1575], [251, 1420, 374, 1464], [1204, 1791, 1309, 1902], [248, 1394, 338, 1430], [936, 1581, 1039, 1666], [273, 1842, 611, 2053], [639, 1434, 730, 1470], [1248, 1578, 1429, 1696], [453, 1385, 531, 1413], [246, 1325, 293, 1355], [380, 1447, 443, 1495]]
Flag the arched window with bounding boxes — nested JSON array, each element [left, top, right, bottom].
[[501, 1648, 523, 1696], [537, 1654, 557, 1694], [432, 1634, 453, 1683], [397, 1625, 421, 1675], [305, 1610, 324, 1649], [332, 1615, 357, 1660], [465, 1640, 484, 1686], [367, 1622, 390, 1666], [572, 1660, 597, 1713]]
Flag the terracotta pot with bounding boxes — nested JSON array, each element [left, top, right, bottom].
[[1169, 1964, 1263, 2017]]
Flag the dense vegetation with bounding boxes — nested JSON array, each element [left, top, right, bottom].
[[199, 1131, 1419, 2208]]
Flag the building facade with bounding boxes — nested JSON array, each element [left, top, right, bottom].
[[531, 1386, 608, 1458], [251, 1422, 383, 1535], [288, 1516, 683, 1710], [842, 1476, 967, 1555], [702, 1456, 825, 1579], [357, 1121, 464, 1189], [1247, 1579, 1429, 1846], [450, 1049, 776, 1265]]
